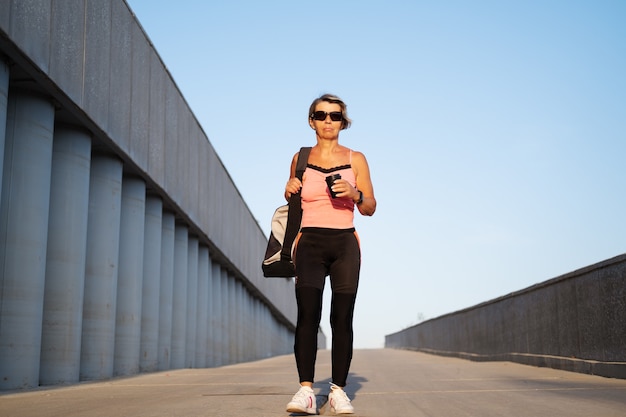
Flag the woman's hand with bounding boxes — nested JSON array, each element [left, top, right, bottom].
[[332, 179, 360, 202], [284, 177, 303, 201]]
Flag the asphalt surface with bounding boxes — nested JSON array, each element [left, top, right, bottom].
[[1, 349, 625, 417]]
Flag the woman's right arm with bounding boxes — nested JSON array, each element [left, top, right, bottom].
[[284, 152, 302, 201]]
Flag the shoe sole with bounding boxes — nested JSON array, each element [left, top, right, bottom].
[[330, 407, 354, 415], [286, 406, 317, 414]]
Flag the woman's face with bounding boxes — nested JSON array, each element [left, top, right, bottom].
[[309, 101, 343, 139]]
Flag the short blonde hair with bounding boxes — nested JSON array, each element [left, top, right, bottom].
[[308, 93, 352, 130]]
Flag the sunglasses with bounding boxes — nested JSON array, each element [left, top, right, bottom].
[[311, 111, 343, 122]]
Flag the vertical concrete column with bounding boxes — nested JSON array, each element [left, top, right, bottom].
[[264, 306, 272, 356], [263, 308, 274, 356], [220, 268, 230, 365], [266, 305, 272, 356], [114, 177, 146, 376], [266, 305, 273, 357], [228, 275, 237, 364], [236, 281, 244, 362], [80, 154, 123, 381], [233, 280, 240, 363], [265, 308, 273, 357], [237, 280, 248, 362], [254, 299, 268, 358], [265, 305, 272, 357], [0, 90, 55, 390], [240, 283, 246, 361], [157, 212, 175, 371], [210, 261, 222, 366], [249, 298, 255, 359], [263, 306, 272, 356], [256, 300, 263, 358], [274, 322, 281, 356], [255, 300, 262, 359], [235, 278, 242, 363], [140, 196, 163, 372], [243, 285, 249, 361], [40, 125, 92, 385], [252, 300, 259, 358], [278, 320, 285, 355], [185, 236, 198, 368], [202, 251, 213, 367], [249, 296, 256, 360], [0, 57, 8, 195], [196, 246, 209, 368], [276, 315, 283, 355], [242, 294, 250, 361], [170, 223, 188, 369]]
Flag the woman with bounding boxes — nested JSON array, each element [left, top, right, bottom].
[[285, 94, 376, 415]]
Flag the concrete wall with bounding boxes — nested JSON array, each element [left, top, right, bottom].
[[385, 254, 626, 379], [0, 0, 305, 390]]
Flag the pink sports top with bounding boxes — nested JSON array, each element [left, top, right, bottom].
[[301, 154, 356, 229]]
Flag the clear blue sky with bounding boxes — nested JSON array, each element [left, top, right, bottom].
[[126, 0, 626, 348]]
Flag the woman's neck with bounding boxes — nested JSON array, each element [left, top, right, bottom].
[[315, 138, 341, 154]]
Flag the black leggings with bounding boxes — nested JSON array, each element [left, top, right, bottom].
[[293, 228, 360, 387]]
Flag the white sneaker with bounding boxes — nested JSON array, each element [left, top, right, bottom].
[[286, 385, 317, 415], [328, 383, 354, 414]]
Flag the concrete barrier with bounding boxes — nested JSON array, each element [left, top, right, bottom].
[[0, 0, 305, 390], [385, 254, 626, 379]]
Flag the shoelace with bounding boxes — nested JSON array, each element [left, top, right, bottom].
[[293, 387, 313, 401], [330, 384, 351, 405]]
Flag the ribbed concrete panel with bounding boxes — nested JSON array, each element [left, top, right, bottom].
[[177, 105, 192, 214], [0, 58, 8, 195], [83, 1, 111, 131], [220, 185, 237, 256], [197, 139, 212, 230], [147, 49, 166, 186], [129, 22, 150, 168], [385, 255, 626, 379], [6, 0, 51, 74], [205, 146, 225, 245], [40, 125, 91, 385], [187, 128, 201, 223], [49, 0, 85, 106], [0, 2, 9, 32], [163, 81, 181, 204], [108, 0, 132, 150]]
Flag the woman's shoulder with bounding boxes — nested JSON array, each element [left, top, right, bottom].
[[349, 148, 367, 162], [348, 149, 370, 178]]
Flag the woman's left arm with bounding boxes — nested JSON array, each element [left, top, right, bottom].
[[352, 151, 376, 216]]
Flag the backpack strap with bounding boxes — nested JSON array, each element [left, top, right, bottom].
[[295, 146, 311, 181], [281, 147, 312, 261]]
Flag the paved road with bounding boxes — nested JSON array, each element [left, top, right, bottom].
[[1, 349, 625, 417]]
